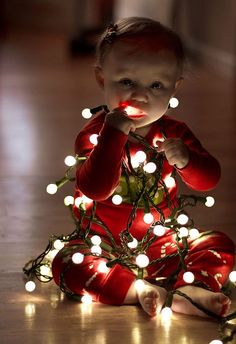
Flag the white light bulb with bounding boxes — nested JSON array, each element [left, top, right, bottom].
[[64, 155, 76, 166], [153, 225, 166, 236], [72, 252, 84, 264], [161, 306, 173, 319], [25, 281, 36, 293], [46, 249, 59, 261], [143, 213, 154, 224], [82, 195, 93, 204], [89, 134, 98, 145], [91, 245, 102, 256], [97, 262, 109, 273], [64, 195, 74, 206], [205, 196, 215, 207], [164, 176, 176, 188], [112, 194, 123, 205], [183, 271, 195, 283], [81, 294, 93, 304], [177, 213, 189, 225], [229, 271, 236, 283], [127, 237, 138, 249], [74, 197, 83, 207], [81, 108, 92, 119], [53, 239, 65, 250], [169, 97, 179, 108], [179, 227, 189, 238], [134, 150, 146, 163], [91, 235, 102, 246], [131, 156, 140, 168], [40, 265, 51, 276], [189, 228, 200, 240], [143, 162, 157, 173], [134, 279, 146, 292], [46, 183, 58, 195], [135, 254, 150, 268], [209, 340, 223, 344]]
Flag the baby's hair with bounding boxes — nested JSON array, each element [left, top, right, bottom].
[[96, 17, 185, 74]]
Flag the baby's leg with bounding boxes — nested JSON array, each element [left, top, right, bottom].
[[124, 280, 167, 317], [172, 285, 231, 317]]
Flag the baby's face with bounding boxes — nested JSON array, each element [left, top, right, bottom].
[[96, 41, 182, 129]]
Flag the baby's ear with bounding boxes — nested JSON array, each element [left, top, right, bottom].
[[94, 66, 105, 89], [174, 77, 184, 91]]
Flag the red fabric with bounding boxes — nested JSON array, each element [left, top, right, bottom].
[[52, 107, 234, 305]]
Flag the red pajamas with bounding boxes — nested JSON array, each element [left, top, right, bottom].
[[52, 107, 235, 304]]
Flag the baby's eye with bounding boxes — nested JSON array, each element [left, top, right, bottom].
[[151, 81, 163, 90], [118, 78, 134, 88]]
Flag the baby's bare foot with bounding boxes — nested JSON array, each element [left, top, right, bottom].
[[137, 281, 167, 317], [172, 285, 231, 317]]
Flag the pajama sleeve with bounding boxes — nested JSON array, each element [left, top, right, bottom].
[[75, 122, 128, 201]]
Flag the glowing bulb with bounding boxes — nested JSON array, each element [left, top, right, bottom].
[[153, 224, 166, 236], [131, 157, 140, 168], [127, 237, 138, 249], [125, 106, 139, 116], [64, 155, 76, 166], [183, 271, 195, 283], [143, 213, 154, 224], [205, 196, 215, 207], [81, 294, 93, 304], [229, 271, 236, 283], [134, 150, 146, 163], [89, 134, 98, 145], [46, 249, 59, 261], [97, 262, 109, 273], [74, 197, 83, 207], [164, 176, 176, 188], [91, 235, 102, 246], [189, 228, 200, 240], [81, 108, 92, 119], [178, 227, 189, 238], [64, 195, 74, 206], [46, 183, 58, 194], [169, 97, 179, 108], [134, 279, 146, 292], [91, 245, 102, 256], [209, 340, 223, 344], [143, 162, 157, 173], [161, 306, 173, 319], [25, 281, 36, 292], [53, 239, 65, 250], [177, 213, 189, 225], [135, 254, 150, 268], [40, 265, 51, 276], [82, 195, 93, 204], [72, 252, 84, 264], [112, 194, 123, 205]]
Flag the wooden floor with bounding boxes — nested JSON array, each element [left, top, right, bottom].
[[1, 32, 236, 344]]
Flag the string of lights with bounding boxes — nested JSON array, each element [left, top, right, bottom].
[[23, 106, 236, 344]]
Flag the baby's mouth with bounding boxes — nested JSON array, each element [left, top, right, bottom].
[[120, 102, 146, 119]]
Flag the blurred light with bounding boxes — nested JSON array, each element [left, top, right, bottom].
[[183, 271, 195, 283], [143, 213, 154, 224], [134, 150, 146, 163], [179, 227, 189, 238], [134, 279, 145, 292], [127, 237, 138, 249], [164, 176, 176, 188], [53, 239, 65, 250], [82, 108, 92, 119], [177, 213, 189, 225], [64, 195, 74, 206], [72, 252, 84, 264], [153, 224, 166, 236], [143, 162, 157, 173], [161, 307, 173, 319], [169, 97, 179, 108], [91, 245, 102, 256], [97, 262, 109, 273], [229, 271, 236, 283], [25, 281, 36, 292], [46, 183, 58, 194], [189, 228, 200, 240], [135, 254, 150, 268], [89, 134, 98, 145], [112, 194, 123, 205], [64, 155, 76, 166], [91, 235, 102, 246], [205, 196, 215, 207], [81, 294, 93, 304]]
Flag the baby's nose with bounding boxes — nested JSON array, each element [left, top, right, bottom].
[[131, 87, 148, 103]]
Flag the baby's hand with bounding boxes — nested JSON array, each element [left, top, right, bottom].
[[157, 138, 189, 169], [105, 108, 136, 135]]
